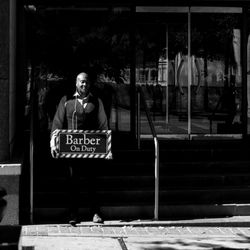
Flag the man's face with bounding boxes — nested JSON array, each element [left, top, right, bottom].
[[76, 73, 90, 97]]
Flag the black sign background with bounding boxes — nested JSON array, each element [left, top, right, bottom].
[[59, 132, 107, 154]]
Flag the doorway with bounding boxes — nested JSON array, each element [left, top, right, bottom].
[[24, 6, 134, 138], [22, 5, 135, 223]]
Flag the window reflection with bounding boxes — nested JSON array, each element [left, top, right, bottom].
[[25, 7, 132, 133]]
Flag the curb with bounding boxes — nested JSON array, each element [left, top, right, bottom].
[[76, 216, 250, 228]]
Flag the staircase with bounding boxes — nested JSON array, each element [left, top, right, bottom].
[[21, 131, 250, 224], [154, 139, 250, 219]]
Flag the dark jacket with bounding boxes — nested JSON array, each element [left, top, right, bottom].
[[51, 93, 108, 134]]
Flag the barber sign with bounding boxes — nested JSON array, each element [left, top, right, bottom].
[[52, 129, 112, 159]]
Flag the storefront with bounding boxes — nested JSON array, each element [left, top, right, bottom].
[[1, 0, 250, 223], [16, 1, 250, 145], [2, 0, 250, 165]]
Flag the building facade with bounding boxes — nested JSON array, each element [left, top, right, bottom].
[[1, 1, 250, 162], [2, 0, 250, 222]]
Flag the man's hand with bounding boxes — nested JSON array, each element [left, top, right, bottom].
[[50, 131, 59, 158], [51, 146, 59, 158]]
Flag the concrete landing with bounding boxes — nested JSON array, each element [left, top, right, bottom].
[[20, 216, 250, 249]]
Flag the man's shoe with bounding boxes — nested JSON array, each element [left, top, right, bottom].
[[69, 218, 77, 226], [93, 213, 103, 223], [69, 213, 78, 226]]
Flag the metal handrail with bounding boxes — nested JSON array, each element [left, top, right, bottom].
[[136, 85, 159, 220], [28, 63, 34, 224]]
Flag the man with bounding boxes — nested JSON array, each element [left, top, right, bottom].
[[50, 72, 108, 225]]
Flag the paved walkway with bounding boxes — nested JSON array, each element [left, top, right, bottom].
[[20, 217, 250, 249], [22, 223, 250, 238]]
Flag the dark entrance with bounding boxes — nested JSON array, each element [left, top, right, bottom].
[[22, 4, 247, 145], [21, 4, 135, 223], [24, 5, 134, 135]]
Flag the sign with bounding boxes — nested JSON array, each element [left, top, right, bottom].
[[53, 129, 112, 159]]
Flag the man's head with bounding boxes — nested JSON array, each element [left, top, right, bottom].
[[76, 72, 91, 98]]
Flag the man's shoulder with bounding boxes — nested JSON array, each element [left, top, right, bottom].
[[56, 94, 74, 109], [60, 93, 75, 102]]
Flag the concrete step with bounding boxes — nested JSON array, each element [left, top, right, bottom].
[[32, 204, 250, 224], [33, 187, 250, 208], [34, 173, 250, 192], [34, 159, 250, 178]]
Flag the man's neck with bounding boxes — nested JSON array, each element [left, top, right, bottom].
[[74, 92, 90, 100], [82, 95, 89, 100]]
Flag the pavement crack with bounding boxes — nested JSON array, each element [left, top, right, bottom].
[[117, 237, 128, 250]]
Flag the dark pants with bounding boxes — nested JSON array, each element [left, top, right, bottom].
[[68, 159, 101, 219]]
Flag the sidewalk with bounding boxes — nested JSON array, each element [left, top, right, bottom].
[[20, 216, 250, 249]]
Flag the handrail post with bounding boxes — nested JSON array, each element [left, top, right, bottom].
[[137, 86, 160, 220], [137, 90, 141, 149], [28, 63, 34, 224], [154, 137, 159, 220]]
